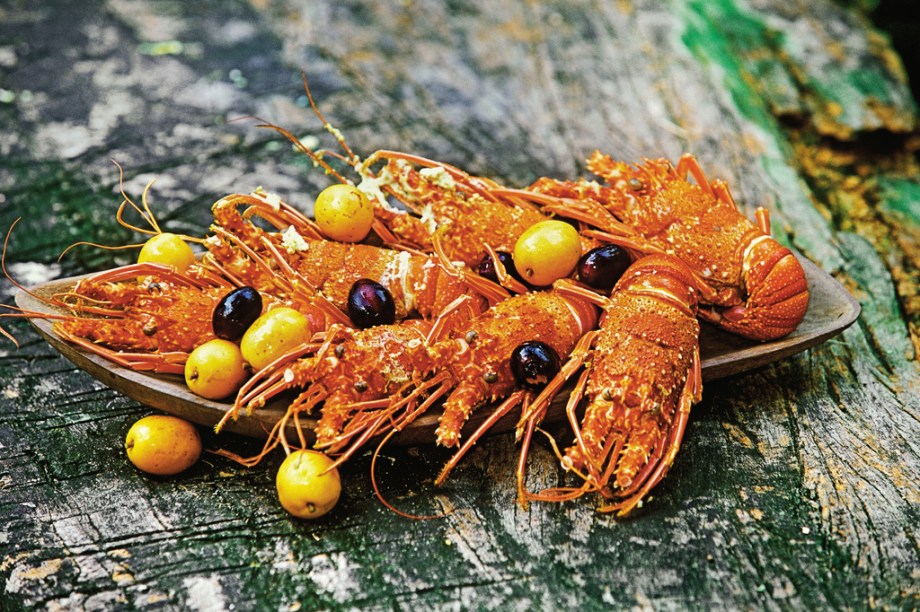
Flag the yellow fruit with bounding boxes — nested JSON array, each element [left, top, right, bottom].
[[313, 184, 374, 242], [512, 220, 582, 286], [137, 233, 195, 272], [240, 307, 311, 370], [276, 450, 341, 519], [125, 415, 202, 476], [184, 339, 248, 400]]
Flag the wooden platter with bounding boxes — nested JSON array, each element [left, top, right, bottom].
[[15, 255, 860, 444]]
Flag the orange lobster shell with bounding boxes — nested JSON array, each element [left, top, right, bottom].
[[513, 153, 810, 341], [518, 254, 708, 516]]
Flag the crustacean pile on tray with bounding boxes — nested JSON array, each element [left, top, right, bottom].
[[2, 81, 809, 518]]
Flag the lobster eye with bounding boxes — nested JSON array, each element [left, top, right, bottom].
[[212, 286, 263, 340], [347, 279, 396, 329], [577, 244, 631, 292], [510, 341, 561, 390]]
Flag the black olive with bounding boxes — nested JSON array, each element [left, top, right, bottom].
[[577, 244, 631, 292], [510, 341, 561, 390], [347, 279, 396, 329], [477, 250, 525, 285], [212, 286, 262, 340]]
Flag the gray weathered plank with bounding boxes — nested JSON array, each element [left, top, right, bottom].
[[1, 0, 918, 609]]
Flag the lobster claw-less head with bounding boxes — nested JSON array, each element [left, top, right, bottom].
[[705, 236, 810, 341]]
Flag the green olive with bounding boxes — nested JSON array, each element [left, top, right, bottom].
[[184, 339, 247, 400], [240, 307, 312, 370]]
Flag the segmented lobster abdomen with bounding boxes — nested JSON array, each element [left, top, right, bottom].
[[569, 298, 700, 488]]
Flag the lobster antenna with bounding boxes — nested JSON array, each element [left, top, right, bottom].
[[368, 428, 450, 521], [300, 70, 360, 167]]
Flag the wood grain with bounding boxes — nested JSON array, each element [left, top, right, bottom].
[[1, 1, 917, 610]]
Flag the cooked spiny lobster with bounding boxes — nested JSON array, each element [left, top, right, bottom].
[[214, 317, 443, 467], [9, 263, 239, 374], [224, 319, 434, 447], [425, 289, 595, 448], [205, 192, 505, 321], [257, 76, 593, 273], [219, 289, 596, 481], [506, 152, 809, 341], [516, 254, 712, 516], [357, 150, 590, 269], [0, 83, 818, 519]]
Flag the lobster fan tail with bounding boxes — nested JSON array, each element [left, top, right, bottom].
[[713, 240, 810, 341]]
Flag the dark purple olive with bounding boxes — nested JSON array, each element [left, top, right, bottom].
[[212, 286, 262, 340], [577, 244, 631, 291], [347, 279, 396, 329], [478, 251, 525, 284], [510, 341, 561, 390]]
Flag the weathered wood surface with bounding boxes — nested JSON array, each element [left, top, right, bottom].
[[1, 1, 918, 609]]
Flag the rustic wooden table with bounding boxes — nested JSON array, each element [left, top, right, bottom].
[[1, 1, 918, 609]]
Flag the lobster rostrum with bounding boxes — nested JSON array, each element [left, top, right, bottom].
[[515, 152, 809, 341], [517, 254, 714, 516]]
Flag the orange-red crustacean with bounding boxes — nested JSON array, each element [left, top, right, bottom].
[[204, 191, 506, 323], [516, 253, 716, 516], [3, 256, 243, 374], [218, 288, 597, 483], [213, 316, 441, 468], [505, 152, 809, 341], [257, 75, 593, 279]]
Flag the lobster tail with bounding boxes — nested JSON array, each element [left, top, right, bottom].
[[706, 237, 810, 341]]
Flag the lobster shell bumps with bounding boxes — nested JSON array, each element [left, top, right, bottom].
[[530, 153, 809, 341], [432, 289, 598, 447], [50, 262, 240, 354], [281, 320, 436, 447], [57, 278, 222, 353], [368, 154, 594, 267], [564, 254, 704, 515], [206, 194, 487, 322]]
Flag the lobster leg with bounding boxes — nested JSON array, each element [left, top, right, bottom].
[[53, 328, 188, 374], [517, 368, 596, 506], [598, 345, 701, 517], [755, 206, 771, 235], [434, 389, 529, 487], [674, 153, 715, 198]]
